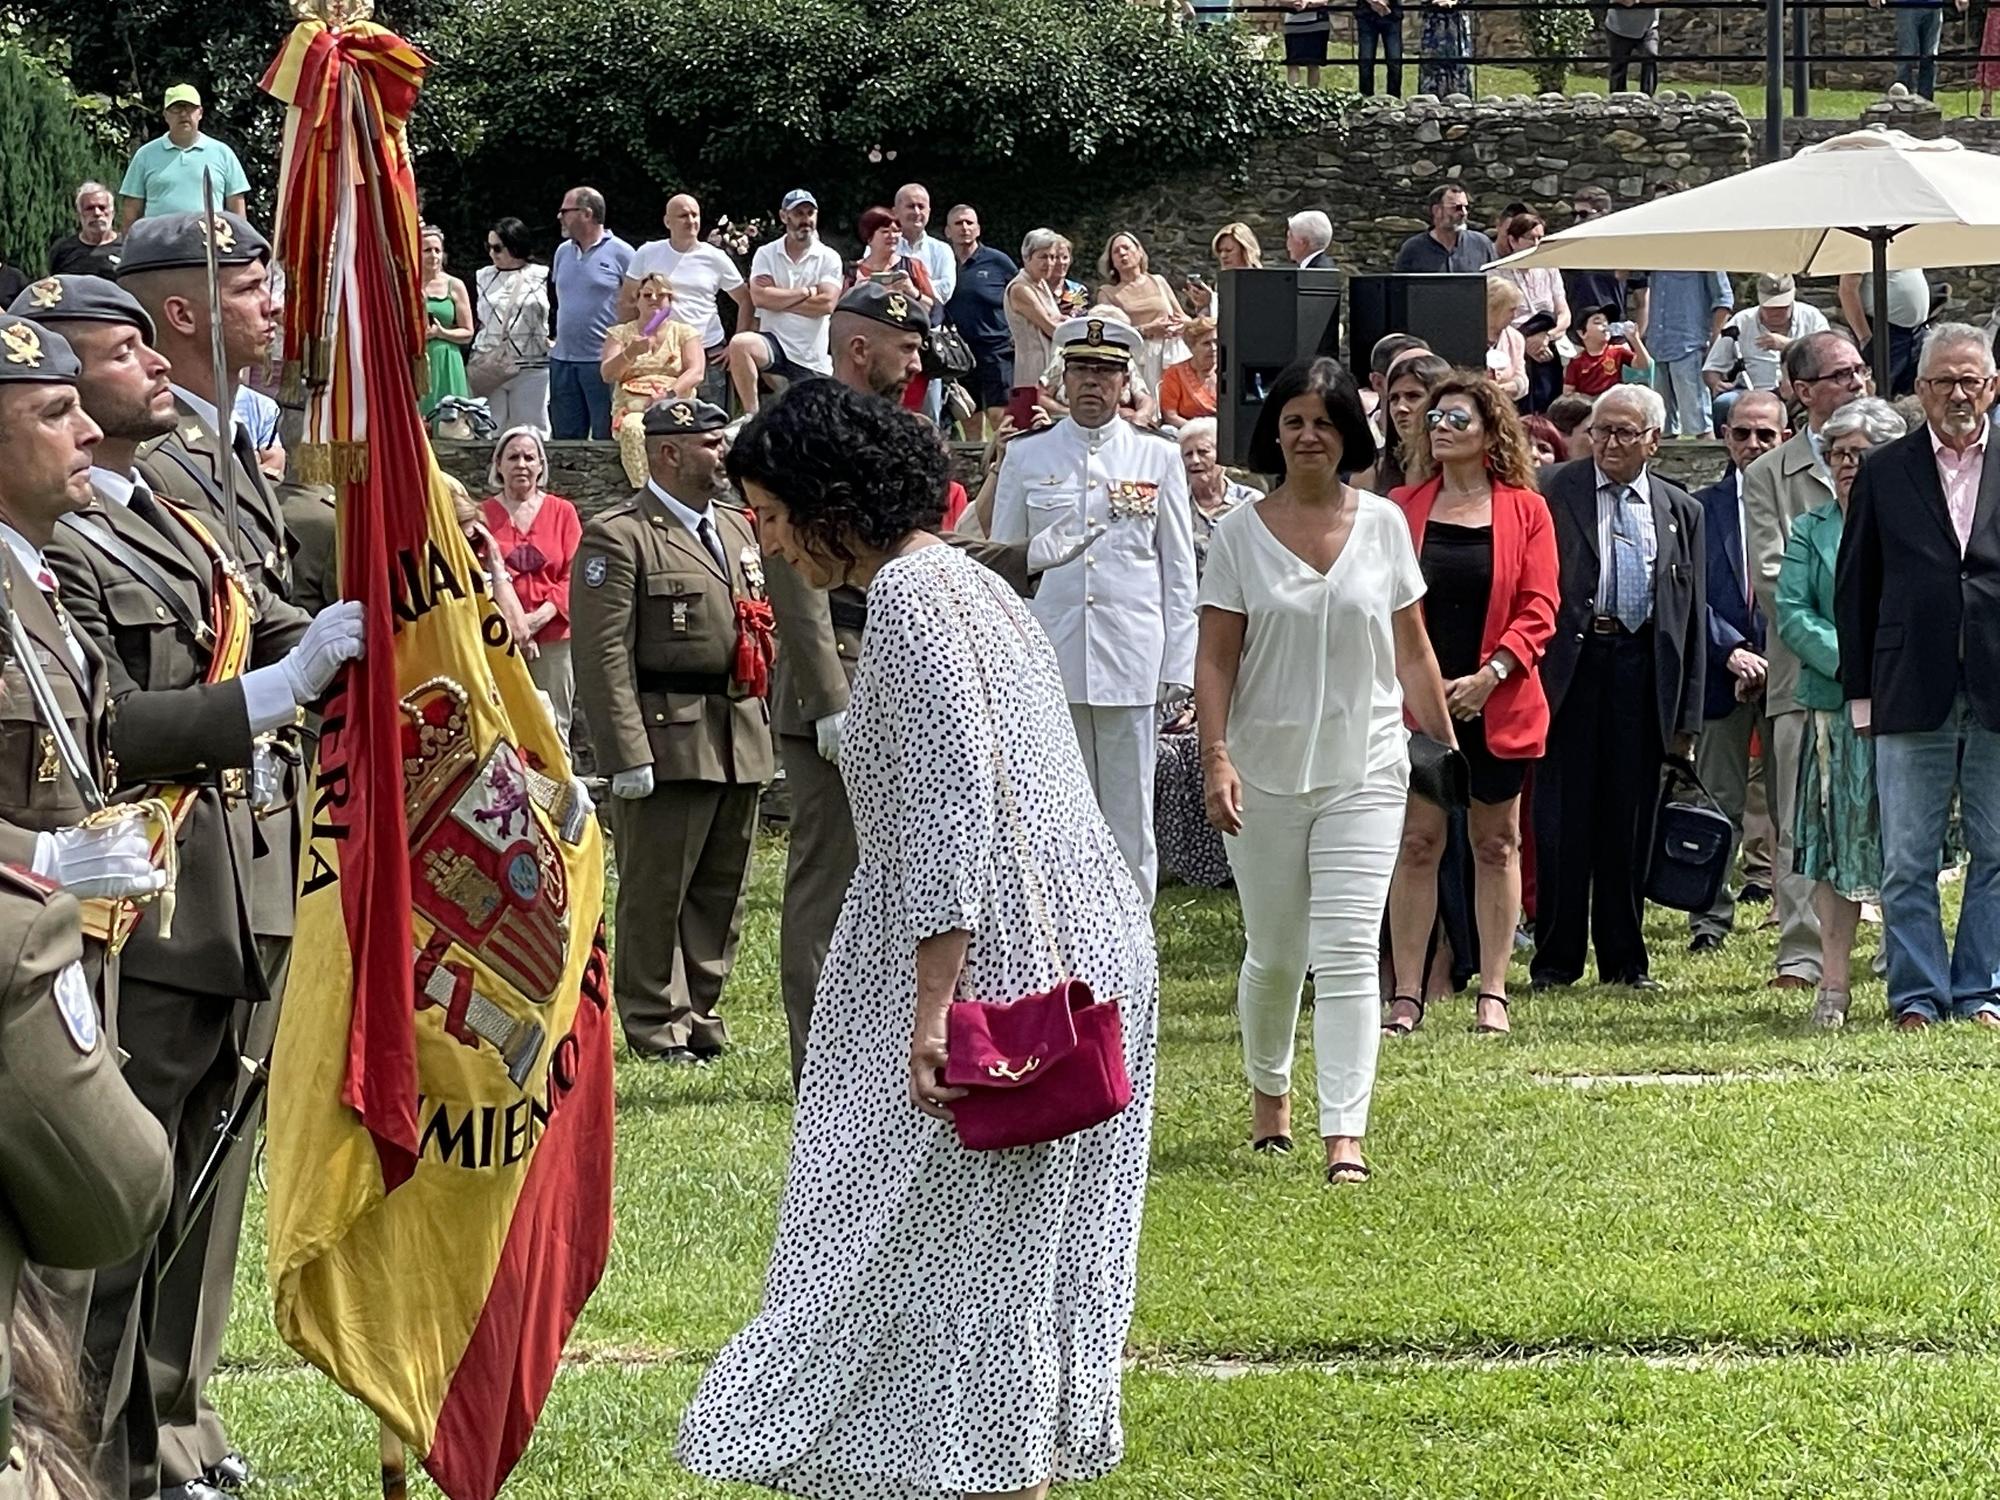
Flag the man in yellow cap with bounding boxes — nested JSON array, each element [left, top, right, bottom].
[[117, 86, 249, 230]]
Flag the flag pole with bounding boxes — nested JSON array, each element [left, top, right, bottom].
[[380, 1424, 407, 1500]]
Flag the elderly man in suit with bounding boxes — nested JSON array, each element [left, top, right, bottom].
[[1531, 383, 1706, 990], [1689, 390, 1788, 954], [1836, 323, 2000, 1030], [1741, 330, 1869, 994]]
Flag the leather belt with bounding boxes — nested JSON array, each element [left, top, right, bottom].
[[1590, 616, 1629, 635], [828, 599, 868, 633], [636, 671, 731, 695]]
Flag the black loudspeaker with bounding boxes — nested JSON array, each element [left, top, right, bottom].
[[1216, 267, 1343, 470], [1347, 273, 1490, 385]]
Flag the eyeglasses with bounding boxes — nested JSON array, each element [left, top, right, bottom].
[[1425, 408, 1474, 431], [1827, 447, 1872, 467], [1593, 425, 1656, 445], [557, 206, 583, 218], [1727, 425, 1782, 443], [486, 241, 504, 253], [1800, 364, 1867, 386], [1921, 374, 1992, 394]]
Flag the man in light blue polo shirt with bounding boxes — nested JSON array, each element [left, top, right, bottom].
[[550, 184, 634, 440], [118, 84, 250, 229]]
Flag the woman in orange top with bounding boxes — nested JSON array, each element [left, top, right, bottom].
[[1159, 318, 1220, 425]]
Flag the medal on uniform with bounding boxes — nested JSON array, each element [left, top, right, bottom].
[[1110, 479, 1159, 521], [671, 599, 690, 632], [739, 545, 765, 599], [35, 731, 60, 784]]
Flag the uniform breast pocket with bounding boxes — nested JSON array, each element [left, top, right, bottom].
[[645, 571, 712, 638], [0, 662, 84, 818], [1023, 486, 1070, 536], [102, 580, 176, 685]]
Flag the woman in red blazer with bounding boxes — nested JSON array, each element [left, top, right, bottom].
[[1384, 373, 1559, 1036]]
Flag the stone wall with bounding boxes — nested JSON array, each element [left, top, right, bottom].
[[1070, 89, 1757, 290]]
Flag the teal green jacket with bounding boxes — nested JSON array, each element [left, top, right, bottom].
[[1775, 500, 1846, 712]]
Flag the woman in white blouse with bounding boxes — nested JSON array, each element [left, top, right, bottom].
[[1195, 357, 1455, 1184], [473, 216, 552, 433]]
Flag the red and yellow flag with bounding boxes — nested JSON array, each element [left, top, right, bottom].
[[259, 18, 613, 1500]]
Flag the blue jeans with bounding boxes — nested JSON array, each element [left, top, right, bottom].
[[549, 357, 613, 440], [1894, 4, 1943, 100], [1356, 2, 1404, 95], [1874, 693, 2000, 1022], [1655, 351, 1712, 437]]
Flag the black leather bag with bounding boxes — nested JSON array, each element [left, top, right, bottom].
[[1645, 759, 1734, 913], [1408, 732, 1469, 810], [921, 324, 977, 381]]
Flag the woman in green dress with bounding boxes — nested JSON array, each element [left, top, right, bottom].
[[1776, 395, 1907, 1030], [420, 224, 473, 418]]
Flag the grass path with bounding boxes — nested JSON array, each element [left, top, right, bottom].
[[219, 839, 2000, 1496]]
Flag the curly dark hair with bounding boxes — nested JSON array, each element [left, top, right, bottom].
[[1404, 372, 1539, 489], [725, 379, 947, 567]]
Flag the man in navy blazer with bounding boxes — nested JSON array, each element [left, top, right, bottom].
[[1835, 324, 2000, 1028], [1689, 391, 1787, 954], [1533, 384, 1707, 990]]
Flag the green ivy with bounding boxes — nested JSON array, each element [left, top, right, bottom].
[[1521, 0, 1593, 93]]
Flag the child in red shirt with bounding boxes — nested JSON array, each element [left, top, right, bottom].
[[1564, 305, 1653, 397]]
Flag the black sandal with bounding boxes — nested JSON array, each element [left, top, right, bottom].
[[1326, 1160, 1371, 1185], [1252, 1135, 1294, 1155], [1473, 991, 1511, 1034], [1382, 995, 1425, 1036]]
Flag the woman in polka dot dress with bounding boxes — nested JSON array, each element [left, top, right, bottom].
[[679, 380, 1159, 1500]]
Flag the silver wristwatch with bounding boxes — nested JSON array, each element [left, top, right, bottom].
[[1485, 656, 1512, 682]]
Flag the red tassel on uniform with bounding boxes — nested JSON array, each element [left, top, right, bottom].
[[733, 598, 776, 699]]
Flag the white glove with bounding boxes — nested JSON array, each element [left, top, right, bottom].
[[1158, 682, 1193, 715], [279, 599, 366, 703], [1026, 514, 1103, 574], [610, 766, 655, 800], [32, 821, 168, 900], [559, 774, 595, 842], [815, 711, 846, 765]]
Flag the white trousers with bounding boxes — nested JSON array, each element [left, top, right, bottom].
[[1069, 703, 1158, 906], [488, 366, 551, 434], [1226, 778, 1407, 1138]]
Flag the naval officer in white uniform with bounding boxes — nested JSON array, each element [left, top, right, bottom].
[[990, 314, 1197, 903]]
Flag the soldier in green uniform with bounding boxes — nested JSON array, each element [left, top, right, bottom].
[[572, 396, 774, 1063], [113, 216, 319, 1500], [18, 273, 360, 1500], [0, 861, 173, 1500]]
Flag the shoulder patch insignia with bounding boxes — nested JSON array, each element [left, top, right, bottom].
[[583, 554, 608, 589], [54, 959, 97, 1053]]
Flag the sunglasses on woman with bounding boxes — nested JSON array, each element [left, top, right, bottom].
[[1425, 408, 1474, 432]]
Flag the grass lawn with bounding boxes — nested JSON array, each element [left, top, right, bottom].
[[218, 837, 2000, 1497]]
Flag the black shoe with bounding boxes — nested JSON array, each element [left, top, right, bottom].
[[1528, 973, 1575, 992], [633, 1045, 707, 1066], [1738, 881, 1773, 905], [1688, 931, 1725, 955], [1251, 1135, 1294, 1154], [205, 1453, 251, 1492], [1620, 975, 1664, 993]]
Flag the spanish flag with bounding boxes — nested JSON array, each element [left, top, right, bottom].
[[259, 19, 613, 1500]]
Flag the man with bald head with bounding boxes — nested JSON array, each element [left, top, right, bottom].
[[1688, 388, 1788, 956], [628, 193, 749, 406]]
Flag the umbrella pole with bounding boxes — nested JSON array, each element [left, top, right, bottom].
[[1871, 230, 1893, 396]]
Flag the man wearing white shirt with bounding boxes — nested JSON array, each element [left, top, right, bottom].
[[893, 184, 954, 422], [628, 194, 750, 406], [727, 190, 844, 414], [991, 315, 1198, 903]]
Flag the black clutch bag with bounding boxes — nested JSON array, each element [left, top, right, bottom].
[[1645, 758, 1735, 913], [1408, 732, 1469, 809]]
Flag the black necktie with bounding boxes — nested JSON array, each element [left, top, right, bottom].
[[696, 516, 728, 577]]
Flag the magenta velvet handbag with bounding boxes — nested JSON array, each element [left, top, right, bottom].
[[933, 567, 1133, 1152], [943, 978, 1132, 1151]]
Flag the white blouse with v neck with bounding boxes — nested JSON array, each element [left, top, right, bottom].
[[1198, 489, 1426, 796]]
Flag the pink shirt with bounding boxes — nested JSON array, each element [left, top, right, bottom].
[[1932, 425, 1986, 555]]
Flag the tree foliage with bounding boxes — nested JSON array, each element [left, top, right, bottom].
[[1521, 0, 1594, 93], [413, 0, 1336, 260], [0, 44, 121, 269]]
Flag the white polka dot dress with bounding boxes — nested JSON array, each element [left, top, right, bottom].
[[677, 543, 1159, 1499]]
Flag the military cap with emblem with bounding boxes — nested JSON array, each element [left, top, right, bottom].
[[0, 313, 81, 385], [8, 274, 157, 343], [835, 280, 930, 336], [1054, 314, 1141, 367], [114, 210, 271, 279], [642, 396, 731, 437]]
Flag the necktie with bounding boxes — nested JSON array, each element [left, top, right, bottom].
[[36, 568, 87, 676], [1609, 485, 1649, 632], [696, 516, 729, 578]]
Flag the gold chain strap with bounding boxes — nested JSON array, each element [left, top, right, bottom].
[[936, 559, 1068, 984]]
